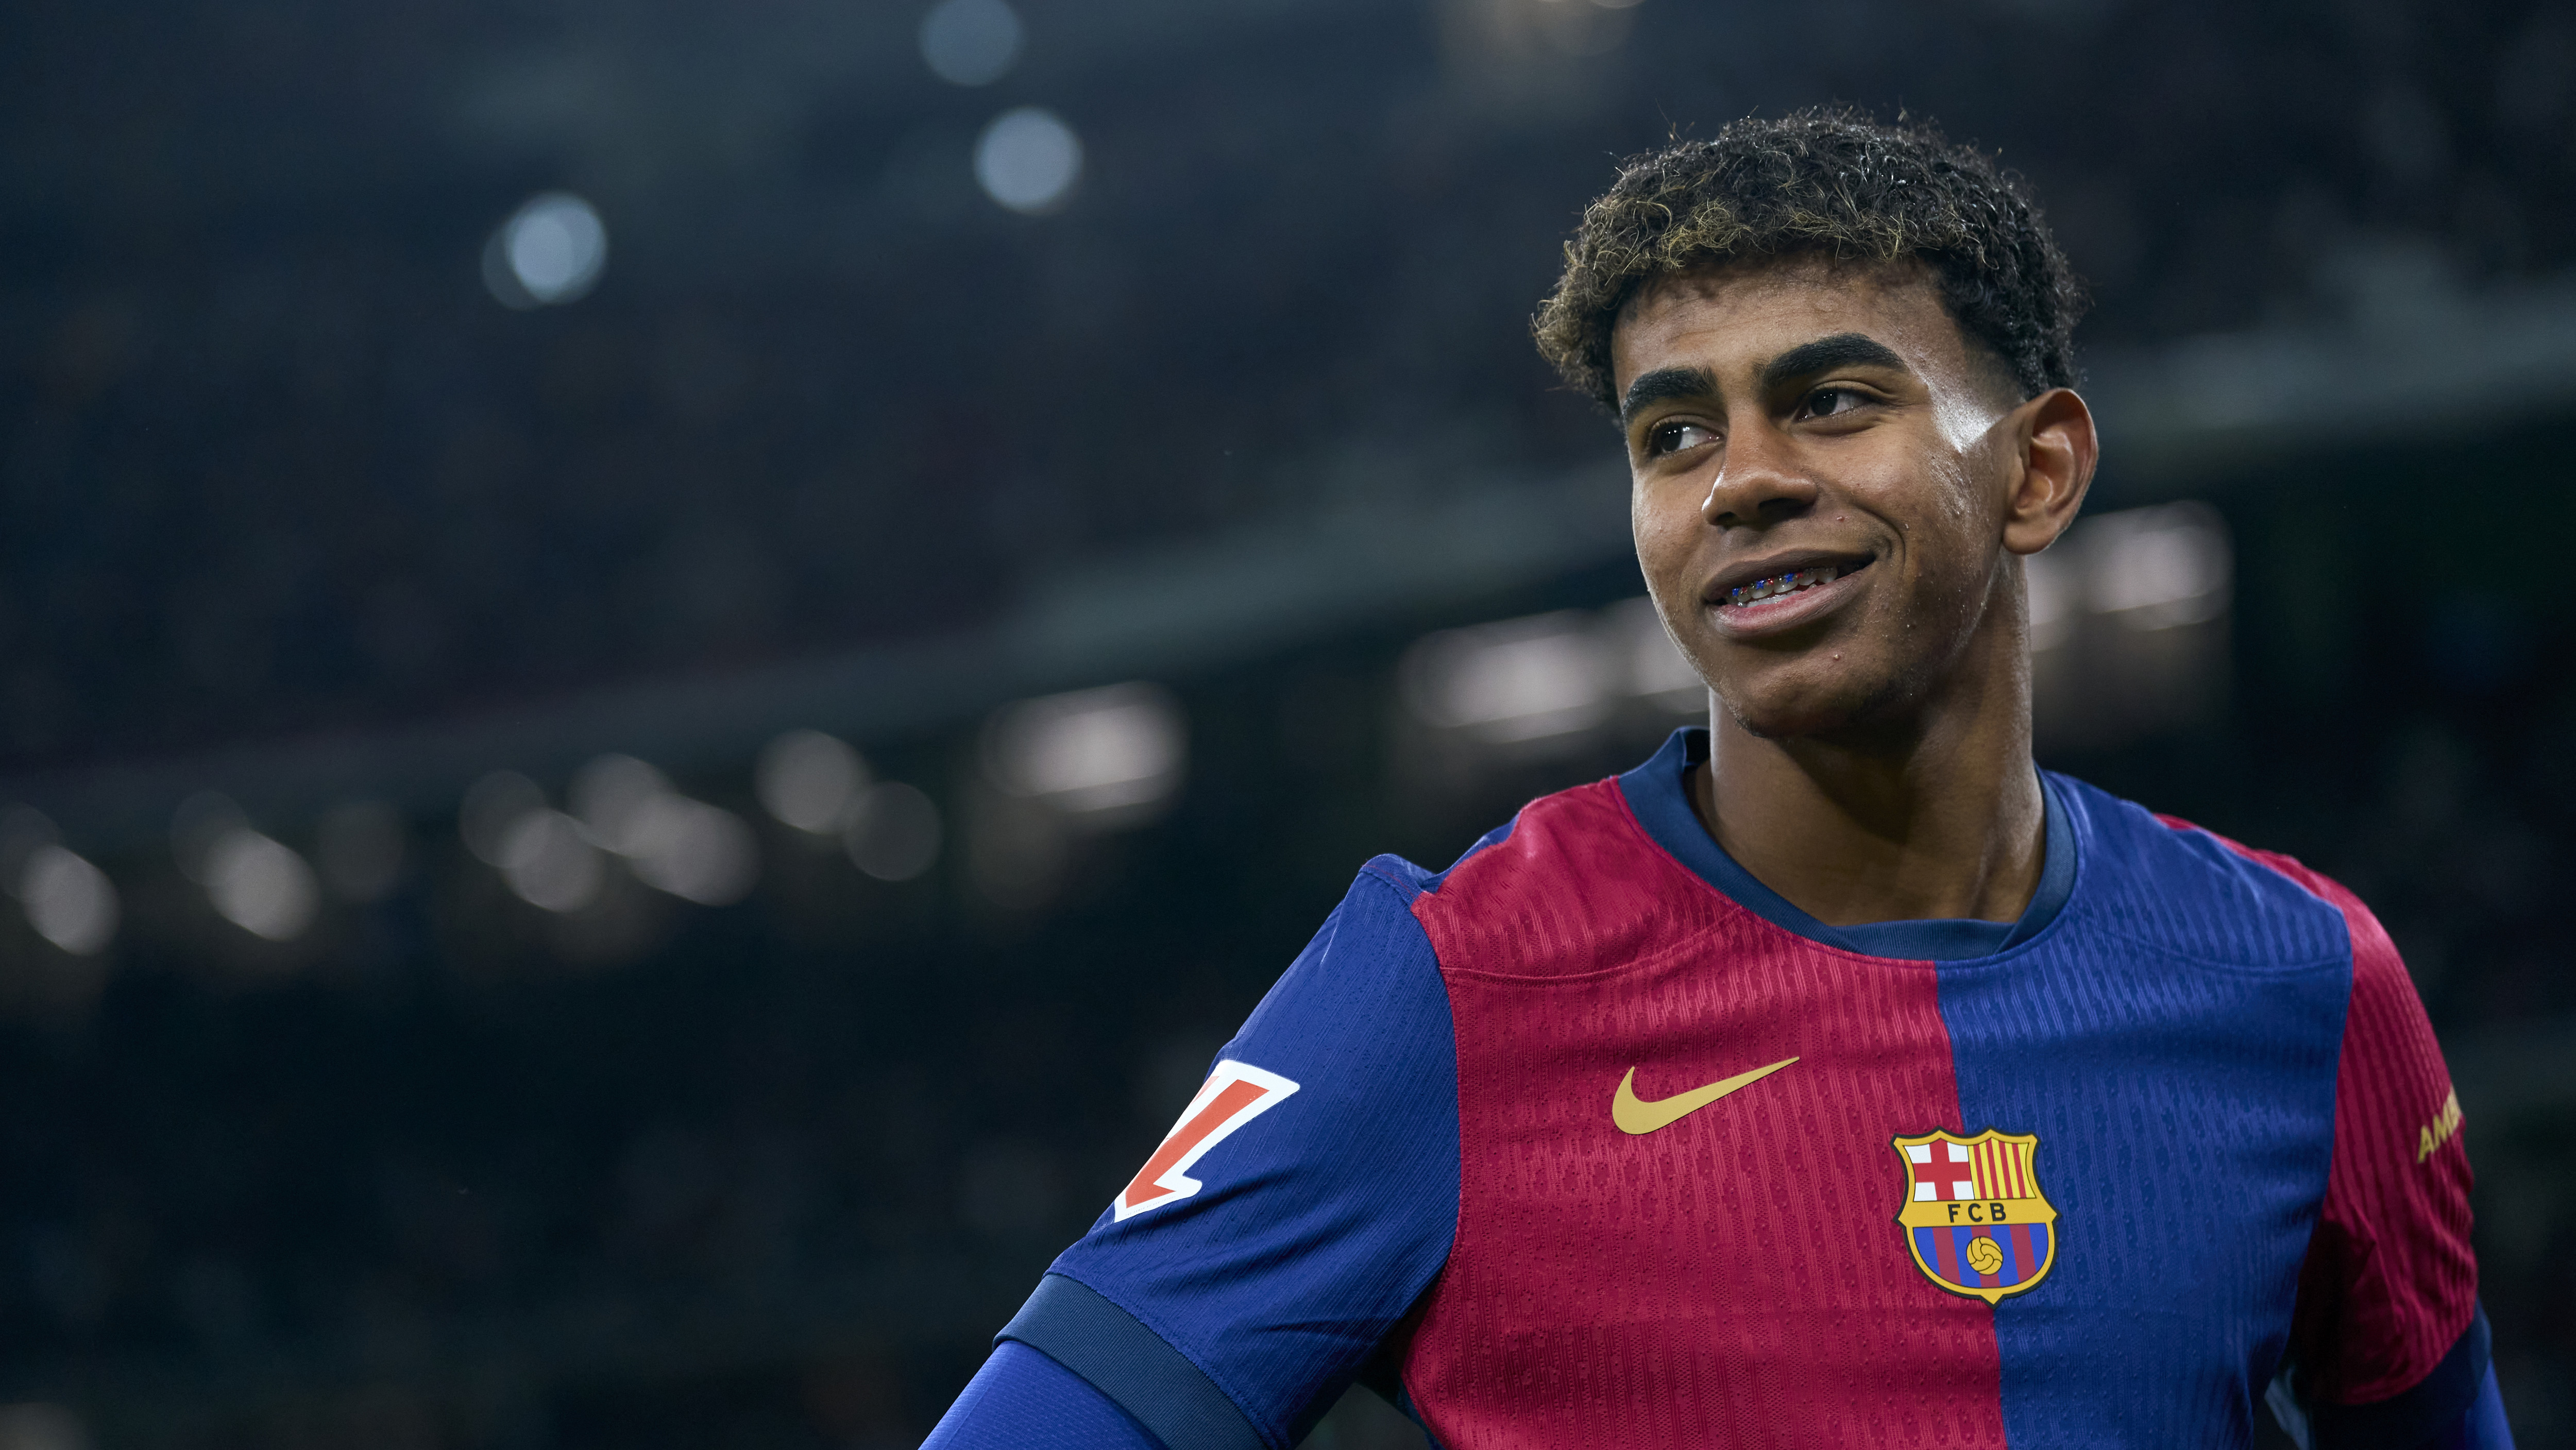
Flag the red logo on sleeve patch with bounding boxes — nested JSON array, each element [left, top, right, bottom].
[[1113, 1060, 1300, 1221]]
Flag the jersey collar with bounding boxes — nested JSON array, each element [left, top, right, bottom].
[[1616, 727, 2074, 962]]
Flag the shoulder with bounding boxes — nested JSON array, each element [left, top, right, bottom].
[[1228, 866, 1452, 1072], [1369, 776, 1730, 979], [2062, 775, 2451, 1120], [2050, 772, 2357, 970]]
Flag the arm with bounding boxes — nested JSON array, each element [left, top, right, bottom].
[[922, 1341, 1166, 1450], [2271, 1350, 2511, 1450], [932, 866, 1461, 1449], [2432, 1364, 2512, 1450], [2238, 855, 2510, 1449]]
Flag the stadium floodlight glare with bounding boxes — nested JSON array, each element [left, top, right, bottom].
[[204, 829, 321, 943], [1401, 612, 1614, 743], [569, 754, 676, 858], [920, 0, 1024, 87], [756, 729, 869, 835], [2082, 502, 2231, 628], [568, 753, 761, 907], [2024, 550, 2079, 651], [2023, 503, 2232, 650], [984, 683, 1185, 819], [974, 107, 1082, 214], [1605, 596, 1707, 712], [625, 798, 760, 906], [497, 808, 604, 913], [483, 192, 608, 309], [21, 845, 116, 956]]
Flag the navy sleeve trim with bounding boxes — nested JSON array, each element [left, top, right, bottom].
[[999, 1273, 1271, 1450], [923, 1340, 1170, 1449], [2308, 1302, 2492, 1450]]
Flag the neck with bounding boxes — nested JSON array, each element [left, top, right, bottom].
[[1690, 637, 2046, 928]]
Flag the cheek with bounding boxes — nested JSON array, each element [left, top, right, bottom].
[[1631, 481, 1700, 583], [1890, 459, 1993, 592]]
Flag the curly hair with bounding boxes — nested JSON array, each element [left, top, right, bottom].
[[1533, 110, 2084, 412]]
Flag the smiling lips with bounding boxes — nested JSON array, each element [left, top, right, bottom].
[[1724, 565, 1844, 608], [1701, 555, 1873, 637]]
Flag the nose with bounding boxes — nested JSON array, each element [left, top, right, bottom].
[[1700, 423, 1818, 529]]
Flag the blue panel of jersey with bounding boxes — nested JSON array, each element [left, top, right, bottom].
[[1940, 775, 2352, 1446], [1030, 870, 1461, 1449], [2450, 1364, 2515, 1449]]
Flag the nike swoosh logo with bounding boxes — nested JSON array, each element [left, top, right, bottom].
[[1613, 1056, 1800, 1135]]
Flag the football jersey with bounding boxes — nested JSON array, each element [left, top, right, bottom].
[[999, 728, 2483, 1449]]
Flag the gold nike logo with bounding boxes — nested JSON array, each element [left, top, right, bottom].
[[1612, 1056, 1800, 1135]]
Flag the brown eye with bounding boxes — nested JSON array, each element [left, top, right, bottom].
[[1651, 422, 1718, 455], [1807, 388, 1861, 418]]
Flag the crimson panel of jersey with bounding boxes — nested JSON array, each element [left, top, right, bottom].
[[1007, 730, 2480, 1449]]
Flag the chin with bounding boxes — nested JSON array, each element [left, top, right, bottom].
[[1713, 660, 1910, 743]]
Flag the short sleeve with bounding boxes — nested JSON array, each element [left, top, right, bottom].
[[1001, 869, 1460, 1450], [2251, 855, 2481, 1430]]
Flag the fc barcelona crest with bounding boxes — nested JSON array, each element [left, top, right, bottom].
[[1890, 1129, 2059, 1304]]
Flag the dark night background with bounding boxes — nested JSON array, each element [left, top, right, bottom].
[[0, 0, 2572, 1444]]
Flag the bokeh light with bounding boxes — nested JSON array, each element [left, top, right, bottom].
[[626, 798, 760, 906], [2084, 503, 2232, 627], [570, 754, 761, 906], [974, 108, 1082, 214], [20, 847, 116, 957], [756, 729, 868, 835], [843, 781, 942, 882], [483, 193, 608, 309], [202, 829, 321, 943], [496, 808, 604, 913], [983, 683, 1184, 818], [919, 0, 1023, 87], [570, 754, 676, 857], [1606, 596, 1706, 712], [1401, 612, 1612, 743]]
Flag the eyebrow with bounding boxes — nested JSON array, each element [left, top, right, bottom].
[[1619, 333, 1915, 424], [1619, 366, 1716, 423], [1759, 332, 1910, 389]]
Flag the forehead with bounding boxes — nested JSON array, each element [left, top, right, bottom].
[[1609, 255, 1971, 390]]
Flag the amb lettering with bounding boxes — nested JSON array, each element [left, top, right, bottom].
[[1945, 1200, 2014, 1224], [2416, 1088, 2463, 1164]]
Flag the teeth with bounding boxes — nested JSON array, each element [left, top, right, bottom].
[[1728, 565, 1842, 606]]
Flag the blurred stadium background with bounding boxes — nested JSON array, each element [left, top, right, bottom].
[[3, 0, 2574, 1444]]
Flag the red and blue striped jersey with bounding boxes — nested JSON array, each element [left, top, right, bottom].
[[997, 729, 2486, 1449]]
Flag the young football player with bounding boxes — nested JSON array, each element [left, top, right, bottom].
[[924, 111, 2510, 1449]]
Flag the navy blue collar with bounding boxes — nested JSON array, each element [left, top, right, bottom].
[[1616, 727, 2074, 962]]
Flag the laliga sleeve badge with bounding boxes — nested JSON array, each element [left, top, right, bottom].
[[1113, 1060, 1299, 1221], [1891, 1129, 2059, 1303]]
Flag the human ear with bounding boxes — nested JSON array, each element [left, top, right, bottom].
[[1999, 388, 2097, 557]]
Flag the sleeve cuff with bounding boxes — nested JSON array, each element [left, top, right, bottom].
[[998, 1273, 1272, 1450], [2306, 1302, 2492, 1450]]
